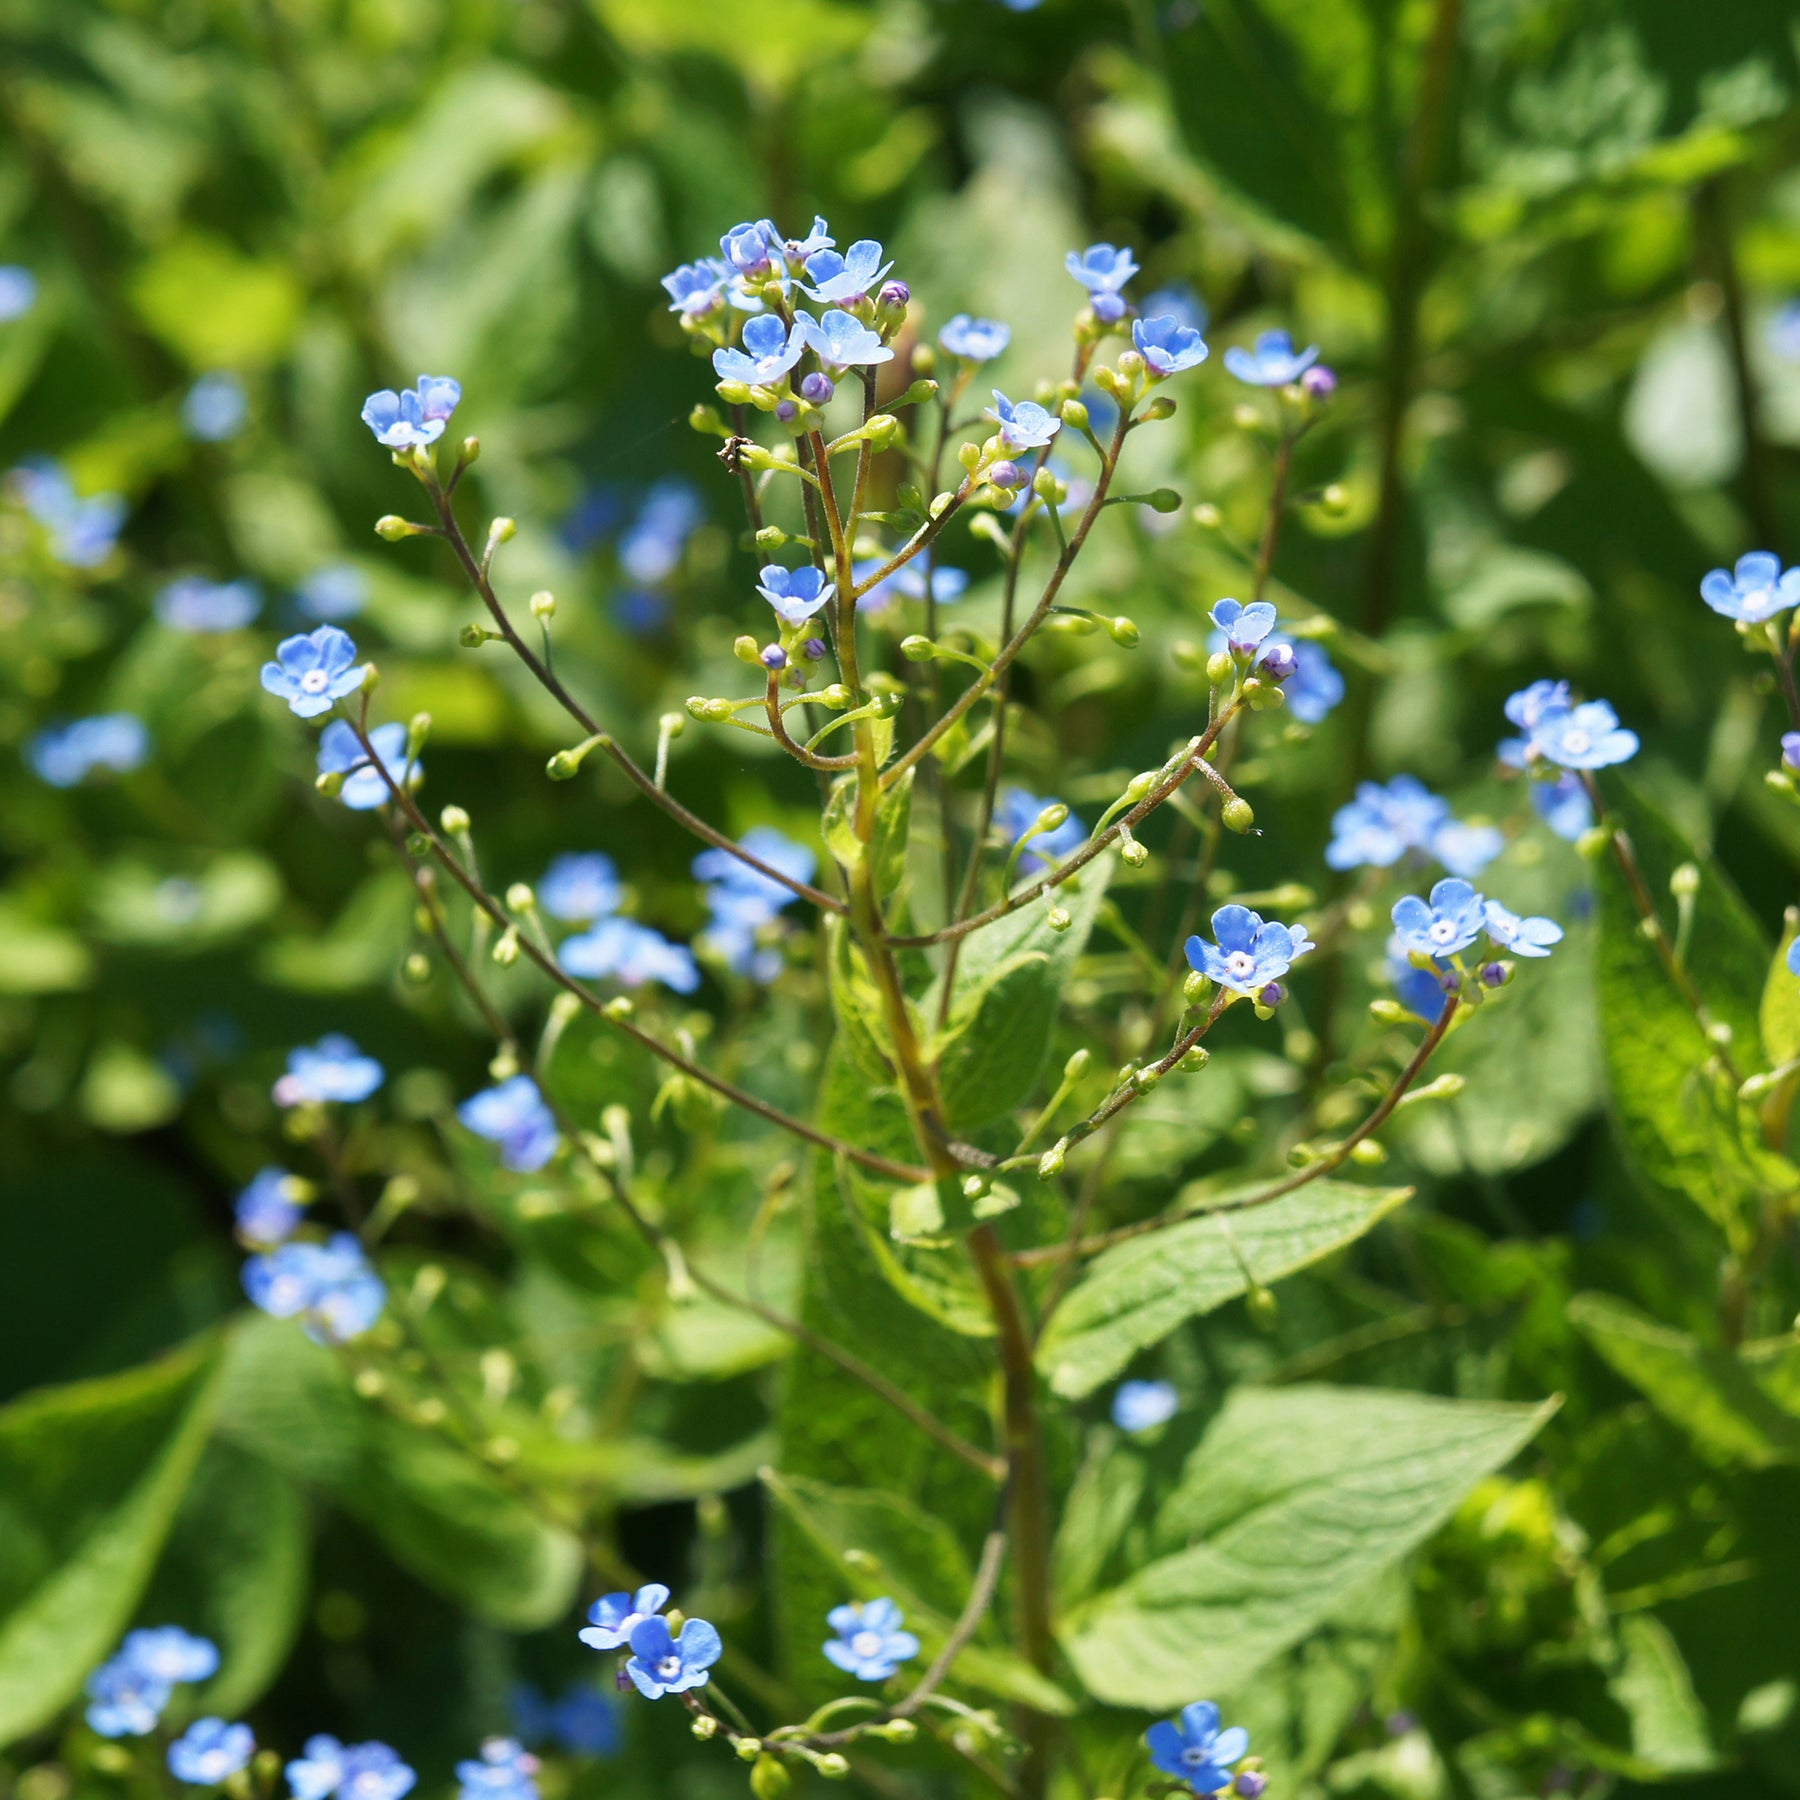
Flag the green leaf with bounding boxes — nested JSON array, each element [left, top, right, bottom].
[[0, 900, 93, 994], [931, 854, 1114, 1133], [1056, 1385, 1557, 1707], [825, 918, 898, 1086], [1761, 911, 1800, 1067], [0, 1338, 221, 1745], [1036, 1182, 1413, 1399], [1567, 1292, 1800, 1468], [1608, 1613, 1718, 1775]]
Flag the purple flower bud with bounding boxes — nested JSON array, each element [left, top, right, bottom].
[[1301, 365, 1337, 399], [1091, 293, 1126, 325], [1480, 961, 1508, 988], [760, 644, 788, 670], [775, 399, 798, 423], [1259, 643, 1298, 682], [1783, 731, 1800, 772], [1258, 981, 1286, 1007], [802, 637, 828, 661], [878, 280, 910, 309], [800, 372, 835, 406], [1234, 1775, 1268, 1799], [989, 460, 1025, 490]]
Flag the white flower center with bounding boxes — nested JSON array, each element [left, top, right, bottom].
[[657, 1654, 682, 1680], [1224, 951, 1256, 979], [300, 668, 330, 693], [1428, 919, 1456, 944], [852, 1630, 885, 1658], [1561, 729, 1590, 754], [1183, 1748, 1206, 1767]]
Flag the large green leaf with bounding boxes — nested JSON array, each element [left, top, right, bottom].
[[1056, 1385, 1556, 1707], [0, 1338, 221, 1744], [1036, 1182, 1412, 1399], [1608, 1613, 1718, 1776]]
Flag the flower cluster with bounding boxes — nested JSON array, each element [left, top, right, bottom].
[[1327, 776, 1502, 877], [1499, 680, 1638, 774], [695, 827, 816, 981], [1207, 601, 1344, 726], [86, 1627, 218, 1737], [458, 1074, 561, 1172], [156, 575, 262, 633], [455, 1739, 540, 1800], [27, 713, 148, 787], [274, 1034, 385, 1106], [234, 1166, 307, 1248], [578, 1582, 724, 1700], [288, 1737, 417, 1800], [9, 457, 126, 567], [243, 1231, 386, 1344]]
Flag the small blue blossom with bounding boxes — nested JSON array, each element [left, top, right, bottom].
[[801, 239, 892, 305], [1186, 905, 1312, 998], [1392, 878, 1487, 959], [1146, 1701, 1250, 1792], [334, 1744, 417, 1800], [11, 459, 127, 567], [121, 1626, 220, 1684], [996, 789, 1085, 873], [720, 220, 781, 278], [183, 372, 248, 442], [559, 918, 700, 992], [235, 1167, 305, 1249], [1285, 641, 1345, 724], [799, 308, 894, 369], [713, 314, 807, 386], [1112, 1378, 1179, 1431], [694, 827, 816, 913], [0, 266, 37, 321], [157, 576, 262, 633], [1223, 329, 1320, 387], [298, 564, 367, 622], [1209, 598, 1278, 653], [540, 852, 623, 923], [853, 556, 968, 613], [317, 719, 412, 810], [1430, 819, 1505, 880], [1529, 771, 1591, 841], [85, 1659, 172, 1738], [360, 376, 461, 449], [1483, 900, 1563, 958], [580, 1582, 670, 1652], [757, 564, 835, 626], [1529, 699, 1638, 771], [243, 1232, 387, 1345], [275, 1034, 384, 1106], [1388, 941, 1452, 1023], [823, 1598, 919, 1681], [624, 1615, 723, 1700], [939, 314, 1011, 362], [27, 713, 148, 786], [286, 1738, 348, 1800], [988, 390, 1061, 452], [511, 1683, 621, 1756], [1133, 314, 1209, 376], [169, 1719, 256, 1786], [662, 259, 728, 316], [1700, 551, 1800, 624], [458, 1075, 561, 1173], [1065, 243, 1138, 322], [261, 625, 366, 719], [1326, 776, 1448, 871], [618, 479, 702, 586], [456, 1740, 539, 1800]]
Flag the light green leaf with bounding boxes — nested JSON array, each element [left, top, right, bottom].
[[1037, 1182, 1413, 1398], [1760, 911, 1800, 1067], [0, 900, 93, 994], [1609, 1614, 1718, 1774], [1057, 1385, 1556, 1707]]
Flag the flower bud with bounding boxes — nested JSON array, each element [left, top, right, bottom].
[[734, 1739, 763, 1762], [460, 623, 497, 647], [530, 589, 555, 620], [1143, 395, 1177, 421], [506, 882, 535, 912], [901, 634, 935, 662], [1301, 366, 1337, 400], [1038, 1145, 1066, 1179], [733, 634, 763, 665], [988, 459, 1024, 490], [1670, 862, 1701, 899], [1183, 970, 1211, 1004], [1319, 482, 1350, 516], [775, 399, 798, 424], [1260, 643, 1298, 681], [957, 441, 984, 472], [1117, 350, 1146, 381], [492, 927, 520, 967], [803, 637, 828, 661], [800, 371, 835, 406], [604, 995, 634, 1020], [1179, 1044, 1211, 1072], [1033, 467, 1065, 503], [486, 516, 517, 549], [1258, 980, 1286, 1007], [1120, 836, 1148, 866], [716, 379, 753, 405], [1106, 616, 1140, 646], [440, 805, 471, 834], [1206, 649, 1235, 687], [375, 514, 420, 541], [546, 750, 579, 780], [1063, 1047, 1091, 1082], [814, 1755, 850, 1781], [1480, 960, 1511, 988], [749, 1756, 789, 1799], [315, 769, 346, 798], [1349, 1138, 1387, 1166], [688, 402, 728, 437], [403, 951, 431, 985], [1222, 797, 1255, 833], [689, 1715, 717, 1741], [871, 1718, 917, 1744], [1060, 397, 1090, 431], [760, 643, 788, 670], [1047, 905, 1072, 931]]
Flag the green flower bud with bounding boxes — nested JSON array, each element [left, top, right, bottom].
[[901, 634, 935, 662], [375, 514, 420, 541], [459, 623, 497, 647], [546, 750, 579, 780], [1348, 1138, 1387, 1166], [814, 1755, 850, 1781], [749, 1755, 789, 1800], [734, 635, 763, 665], [315, 769, 346, 798], [911, 343, 938, 377], [1183, 970, 1211, 1003], [716, 379, 753, 406], [505, 882, 535, 912], [1060, 397, 1090, 430], [1047, 905, 1072, 931], [1320, 482, 1350, 516], [1063, 1047, 1091, 1081], [406, 712, 431, 756], [1206, 650, 1234, 686], [1179, 1044, 1211, 1072], [735, 1739, 763, 1762], [492, 927, 520, 967], [1670, 862, 1701, 898], [690, 1715, 718, 1741], [1143, 395, 1177, 421], [440, 805, 471, 834], [1106, 616, 1140, 646], [1117, 350, 1146, 380], [529, 589, 555, 620], [864, 413, 900, 451], [403, 952, 431, 985], [1367, 999, 1411, 1025], [1038, 1146, 1066, 1179], [689, 403, 729, 438], [1222, 797, 1255, 833]]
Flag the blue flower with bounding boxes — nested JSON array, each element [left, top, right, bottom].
[[1146, 1701, 1249, 1792], [169, 1719, 256, 1786], [1112, 1379, 1178, 1431], [275, 1034, 384, 1105], [0, 266, 37, 321], [1700, 551, 1800, 624], [235, 1167, 305, 1249], [334, 1744, 417, 1800], [1529, 698, 1638, 771], [1503, 679, 1569, 733], [1186, 905, 1312, 997], [1770, 300, 1800, 362], [580, 1582, 671, 1652], [456, 1740, 539, 1800], [540, 852, 623, 923], [1326, 776, 1449, 870], [1065, 243, 1138, 322], [939, 315, 1010, 362], [798, 308, 894, 369], [317, 719, 412, 810], [720, 220, 781, 278], [85, 1658, 172, 1737], [261, 625, 366, 719], [156, 576, 262, 633], [1223, 329, 1320, 387], [286, 1737, 349, 1800], [694, 827, 816, 912], [1483, 900, 1563, 958], [511, 1683, 620, 1756], [559, 918, 700, 992], [458, 1075, 561, 1172], [120, 1626, 220, 1684], [298, 564, 367, 621], [757, 563, 835, 626], [1430, 819, 1504, 880], [1285, 641, 1345, 724], [1209, 598, 1278, 653], [823, 1598, 920, 1681], [624, 1614, 723, 1700], [1392, 878, 1487, 959], [1529, 771, 1591, 841], [1388, 942, 1451, 1023], [801, 239, 892, 305], [713, 314, 807, 386], [183, 372, 248, 442], [988, 389, 1061, 451], [27, 713, 148, 786], [11, 458, 127, 566], [1133, 314, 1209, 376], [243, 1232, 387, 1345], [854, 556, 969, 613], [619, 479, 703, 585], [662, 259, 728, 316], [996, 788, 1085, 872], [360, 376, 461, 449]]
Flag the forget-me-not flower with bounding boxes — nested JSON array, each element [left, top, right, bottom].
[[298, 564, 367, 622], [360, 376, 461, 450], [157, 576, 262, 633], [334, 1744, 417, 1800], [1065, 243, 1138, 322], [1146, 1701, 1250, 1792], [1529, 771, 1592, 841], [1112, 1379, 1179, 1431], [662, 259, 727, 316], [694, 828, 816, 914], [243, 1232, 387, 1345], [996, 789, 1085, 873], [757, 564, 835, 626], [801, 239, 892, 305], [1133, 314, 1209, 376], [455, 1740, 539, 1800], [624, 1614, 723, 1700], [1430, 819, 1505, 881], [511, 1682, 621, 1756], [939, 315, 1010, 362], [1285, 641, 1345, 724], [1482, 900, 1563, 959], [854, 556, 968, 612], [169, 1719, 255, 1785], [1529, 698, 1638, 770], [1326, 776, 1449, 871], [1210, 598, 1279, 654], [1700, 551, 1800, 624], [799, 308, 893, 369], [1392, 878, 1487, 959], [458, 1075, 560, 1172], [540, 852, 623, 923], [720, 220, 781, 278], [286, 1738, 349, 1800], [120, 1626, 220, 1684], [235, 1167, 305, 1249], [11, 458, 127, 567], [580, 1582, 670, 1652], [274, 1034, 384, 1106], [713, 314, 807, 387], [823, 1598, 919, 1681], [262, 625, 366, 719], [0, 266, 37, 321], [317, 719, 411, 810], [618, 479, 702, 586], [1186, 905, 1313, 998], [86, 1658, 173, 1738], [988, 390, 1061, 452], [559, 918, 700, 992], [183, 372, 248, 442], [1224, 329, 1320, 387], [27, 713, 148, 786]]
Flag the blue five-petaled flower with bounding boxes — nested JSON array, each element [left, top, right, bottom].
[[1187, 905, 1313, 998], [940, 314, 1010, 362], [1700, 550, 1800, 624], [1483, 900, 1563, 959], [1146, 1701, 1250, 1793], [624, 1614, 723, 1699], [1065, 243, 1138, 322], [275, 1034, 385, 1106], [1223, 329, 1320, 387], [360, 376, 461, 449], [579, 1582, 670, 1652], [757, 564, 835, 626], [243, 1232, 386, 1345], [539, 852, 622, 923], [1392, 879, 1487, 959], [988, 391, 1061, 452], [262, 625, 367, 719], [1210, 598, 1278, 654], [1113, 1379, 1179, 1431], [712, 314, 807, 386], [823, 1598, 919, 1681], [458, 1075, 561, 1173], [455, 1739, 540, 1800], [799, 308, 893, 369], [1133, 314, 1209, 376], [169, 1719, 256, 1785], [801, 239, 892, 305]]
